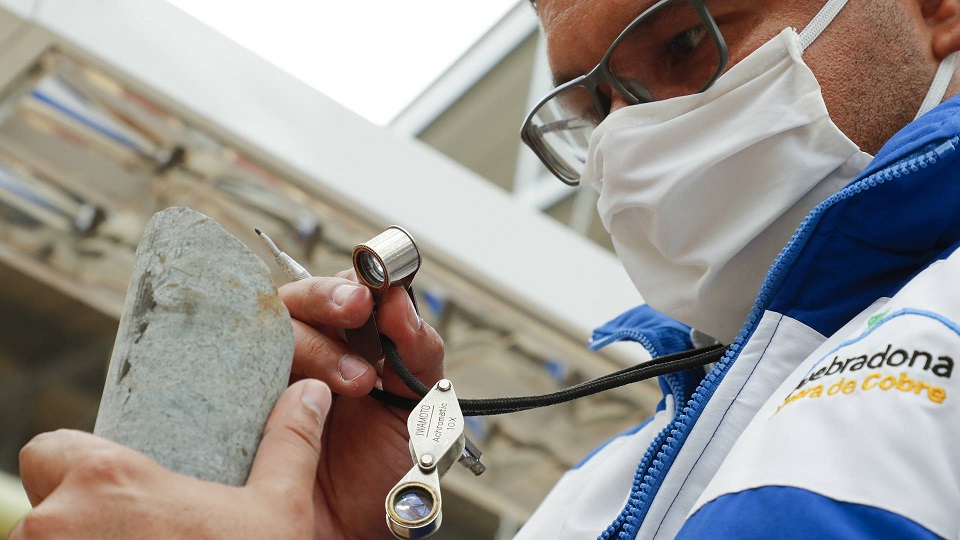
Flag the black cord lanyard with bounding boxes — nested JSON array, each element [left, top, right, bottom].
[[369, 337, 726, 417]]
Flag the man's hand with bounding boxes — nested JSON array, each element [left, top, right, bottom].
[[279, 272, 446, 539], [13, 379, 333, 540], [13, 270, 446, 540]]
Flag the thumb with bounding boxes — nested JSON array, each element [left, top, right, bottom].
[[247, 379, 331, 496]]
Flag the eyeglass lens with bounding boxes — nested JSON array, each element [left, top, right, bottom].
[[525, 0, 721, 183]]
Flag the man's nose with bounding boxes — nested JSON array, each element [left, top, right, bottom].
[[608, 93, 634, 116]]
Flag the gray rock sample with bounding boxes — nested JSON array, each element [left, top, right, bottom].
[[94, 207, 294, 486]]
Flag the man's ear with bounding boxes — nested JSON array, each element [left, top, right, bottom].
[[924, 0, 960, 58]]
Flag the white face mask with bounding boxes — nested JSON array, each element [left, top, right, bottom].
[[580, 1, 958, 344]]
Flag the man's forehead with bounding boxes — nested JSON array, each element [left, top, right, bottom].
[[536, 0, 657, 86], [536, 0, 656, 28]]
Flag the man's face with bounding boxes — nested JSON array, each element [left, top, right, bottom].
[[536, 0, 943, 154]]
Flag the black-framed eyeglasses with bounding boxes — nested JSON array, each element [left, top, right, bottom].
[[519, 0, 728, 186]]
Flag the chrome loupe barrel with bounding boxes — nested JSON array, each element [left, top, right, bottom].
[[345, 226, 421, 364], [353, 226, 420, 292]]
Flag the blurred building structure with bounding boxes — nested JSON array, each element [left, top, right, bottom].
[[0, 2, 654, 539], [397, 3, 614, 252]]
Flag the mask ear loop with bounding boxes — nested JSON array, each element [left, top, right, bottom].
[[799, 0, 850, 51], [799, 0, 957, 119], [915, 52, 959, 119]]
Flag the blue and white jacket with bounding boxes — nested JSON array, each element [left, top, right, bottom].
[[516, 96, 960, 539]]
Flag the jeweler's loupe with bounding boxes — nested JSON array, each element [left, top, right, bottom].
[[347, 226, 421, 363], [386, 481, 442, 539], [353, 226, 420, 294], [386, 379, 484, 539]]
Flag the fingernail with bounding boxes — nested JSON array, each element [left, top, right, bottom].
[[338, 354, 370, 382], [301, 381, 332, 421], [406, 299, 422, 330], [332, 284, 361, 307]]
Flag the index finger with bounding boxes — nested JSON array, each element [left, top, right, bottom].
[[279, 277, 373, 330]]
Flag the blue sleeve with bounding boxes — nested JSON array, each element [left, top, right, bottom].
[[678, 486, 942, 540]]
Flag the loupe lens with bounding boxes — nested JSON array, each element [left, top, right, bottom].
[[357, 251, 385, 287], [386, 481, 441, 538], [393, 487, 434, 523]]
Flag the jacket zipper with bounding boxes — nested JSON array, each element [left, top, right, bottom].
[[599, 369, 688, 539], [601, 136, 959, 540], [598, 329, 667, 358]]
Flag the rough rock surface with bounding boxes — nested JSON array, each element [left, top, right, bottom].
[[94, 207, 294, 486]]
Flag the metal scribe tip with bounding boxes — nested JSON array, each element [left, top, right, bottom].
[[255, 227, 311, 282], [256, 228, 283, 258]]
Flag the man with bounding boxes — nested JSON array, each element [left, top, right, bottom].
[[12, 0, 960, 538]]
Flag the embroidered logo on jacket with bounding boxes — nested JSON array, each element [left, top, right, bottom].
[[774, 344, 953, 414], [796, 344, 954, 389]]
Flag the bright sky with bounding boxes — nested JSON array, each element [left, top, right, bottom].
[[164, 0, 521, 125]]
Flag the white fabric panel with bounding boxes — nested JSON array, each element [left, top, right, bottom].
[[692, 255, 960, 539], [638, 313, 826, 539], [515, 395, 676, 540]]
